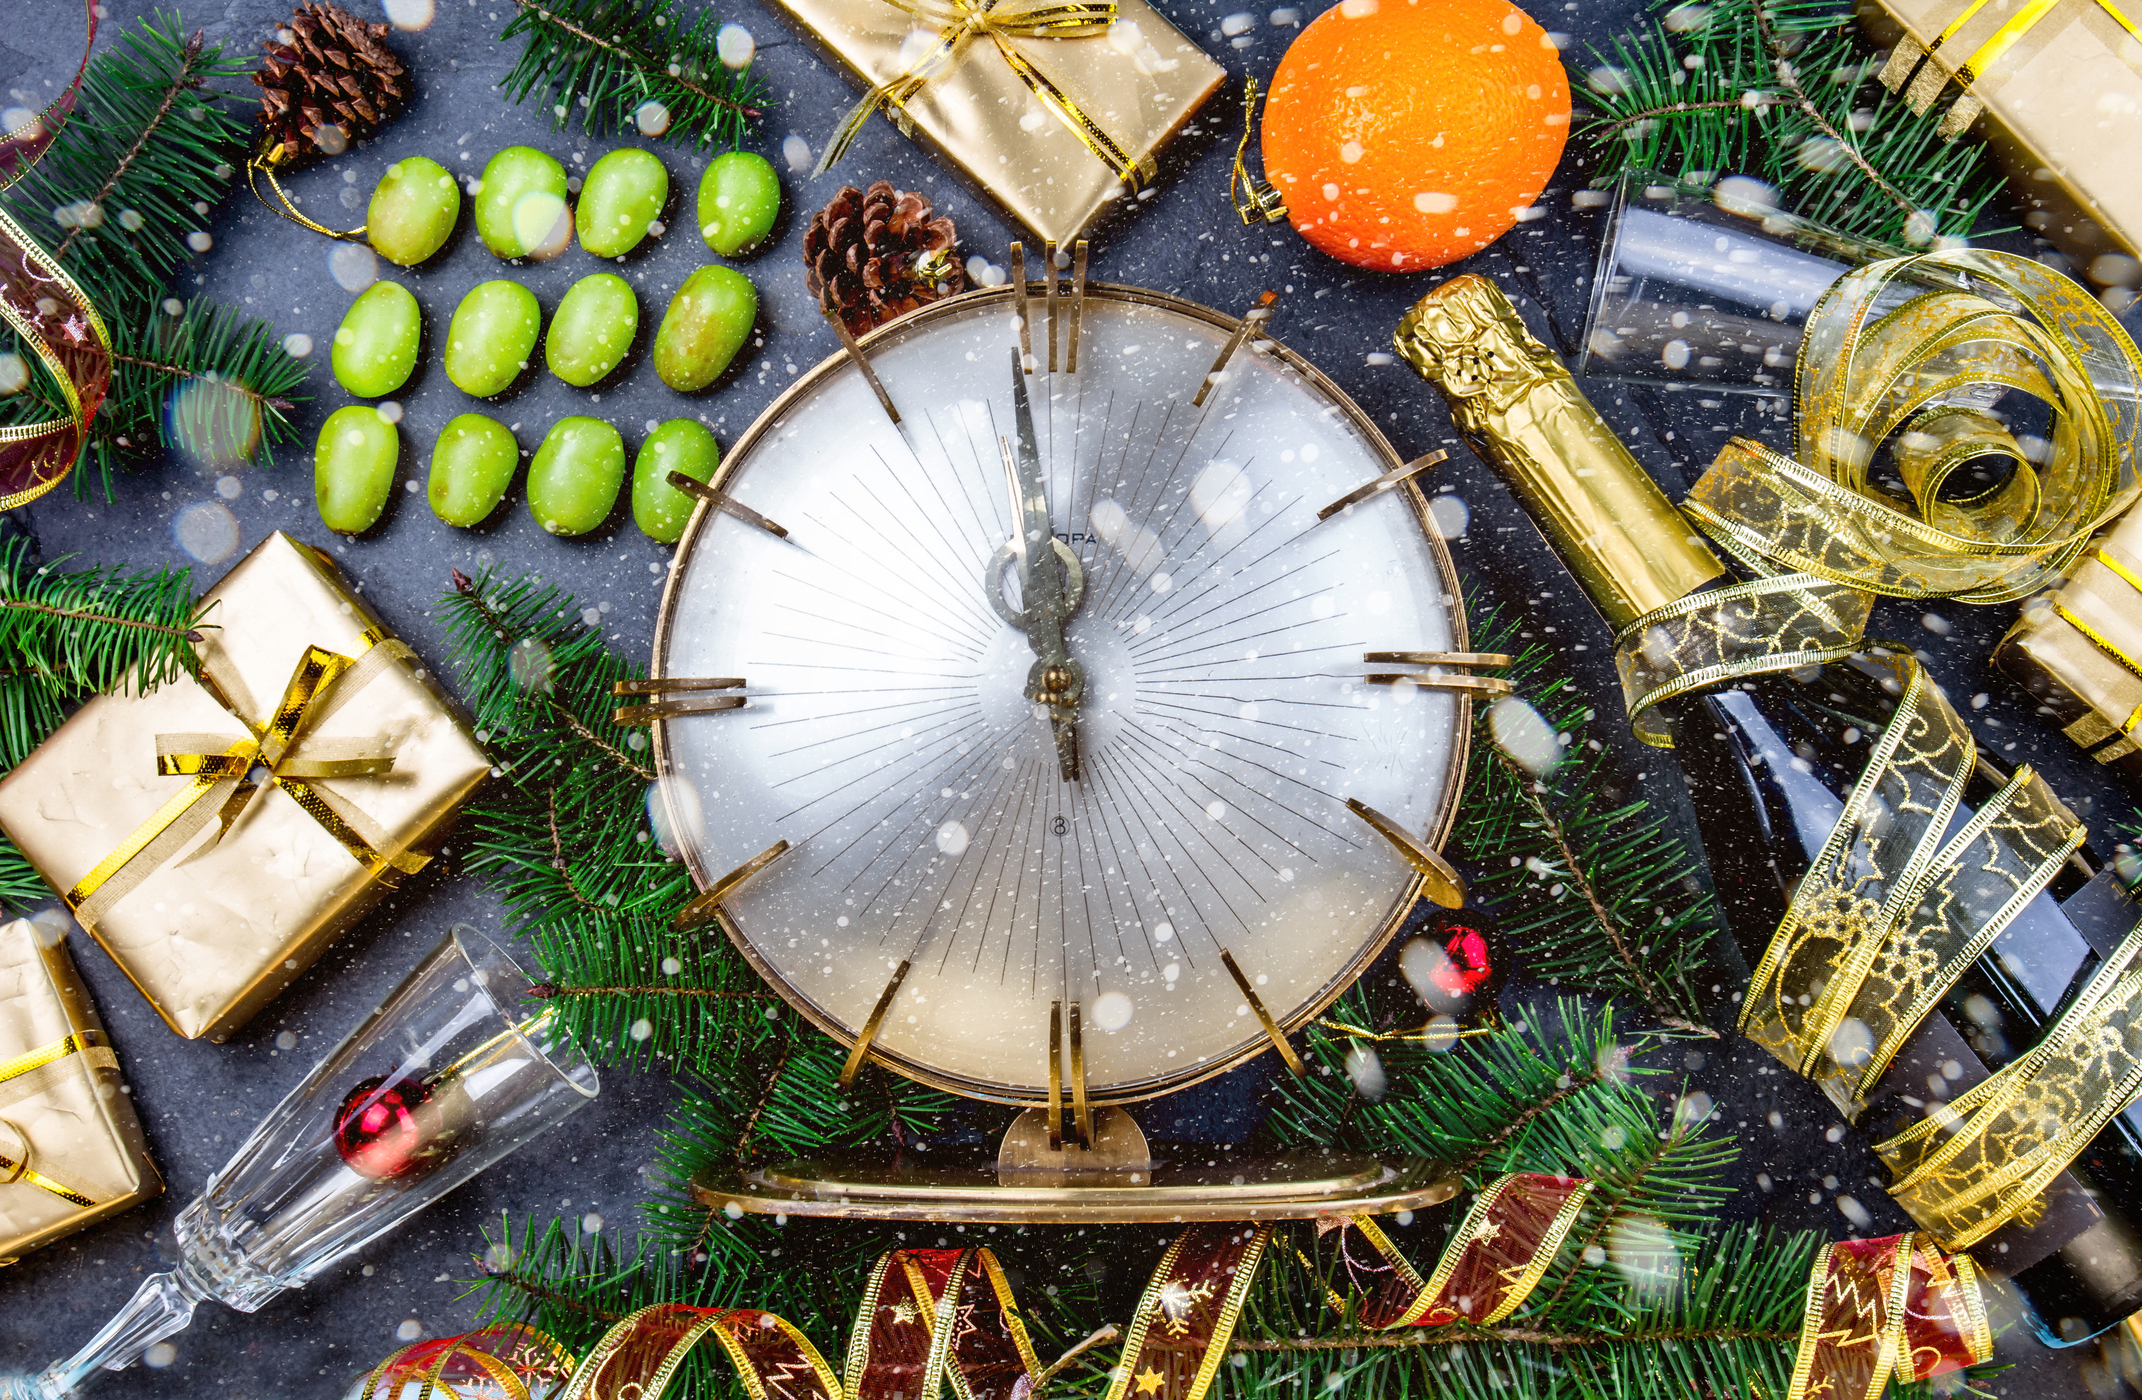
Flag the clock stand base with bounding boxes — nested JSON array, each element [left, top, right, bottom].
[[689, 1110, 1460, 1225]]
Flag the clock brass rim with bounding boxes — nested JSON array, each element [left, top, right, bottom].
[[650, 281, 1473, 1109]]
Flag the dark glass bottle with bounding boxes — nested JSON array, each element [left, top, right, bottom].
[[1394, 273, 2142, 1346]]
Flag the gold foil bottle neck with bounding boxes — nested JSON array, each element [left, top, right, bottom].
[[1394, 275, 1727, 631]]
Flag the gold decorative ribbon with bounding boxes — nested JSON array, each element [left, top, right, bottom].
[[0, 0, 111, 510], [543, 1246, 1039, 1400], [1879, 0, 2142, 137], [813, 0, 1156, 191], [64, 629, 431, 932], [1681, 250, 2142, 607], [1736, 648, 2085, 1119], [1228, 77, 1285, 226], [1877, 922, 2142, 1248], [358, 1188, 1990, 1400], [0, 1030, 118, 1209], [1786, 1233, 1991, 1400]]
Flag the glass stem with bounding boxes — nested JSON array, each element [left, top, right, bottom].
[[31, 1268, 207, 1397]]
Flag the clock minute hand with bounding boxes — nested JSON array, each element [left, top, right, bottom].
[[1002, 350, 1085, 781]]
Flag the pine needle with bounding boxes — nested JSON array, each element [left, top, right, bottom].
[[499, 0, 769, 149]]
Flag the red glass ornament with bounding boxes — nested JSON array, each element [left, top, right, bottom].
[[1403, 909, 1509, 1025], [333, 1075, 468, 1183]]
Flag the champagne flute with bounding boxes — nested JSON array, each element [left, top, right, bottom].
[[0, 924, 598, 1399]]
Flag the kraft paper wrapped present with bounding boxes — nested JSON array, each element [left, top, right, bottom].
[[0, 533, 491, 1041], [1995, 507, 2142, 780], [775, 0, 1225, 245], [1860, 0, 2142, 285], [0, 915, 160, 1265]]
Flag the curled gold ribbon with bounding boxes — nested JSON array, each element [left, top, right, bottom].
[[64, 629, 431, 932], [1736, 649, 2085, 1119], [1680, 250, 2142, 606], [1878, 921, 2142, 1248], [0, 1030, 118, 1209], [812, 0, 1156, 191]]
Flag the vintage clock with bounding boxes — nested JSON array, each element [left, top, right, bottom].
[[637, 258, 1501, 1220]]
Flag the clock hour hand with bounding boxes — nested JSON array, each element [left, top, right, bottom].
[[1000, 349, 1085, 781]]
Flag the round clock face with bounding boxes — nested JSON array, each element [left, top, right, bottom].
[[653, 284, 1469, 1106]]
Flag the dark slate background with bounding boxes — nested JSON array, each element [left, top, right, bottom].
[[4, 0, 2141, 1394]]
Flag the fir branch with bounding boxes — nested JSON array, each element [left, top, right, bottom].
[[0, 596, 200, 645], [499, 0, 769, 150], [49, 29, 211, 269], [1574, 0, 2005, 245], [1450, 607, 1723, 1026]]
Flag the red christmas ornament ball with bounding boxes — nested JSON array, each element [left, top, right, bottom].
[[334, 1075, 466, 1182]]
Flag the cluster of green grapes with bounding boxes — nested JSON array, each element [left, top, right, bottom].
[[315, 143, 781, 542]]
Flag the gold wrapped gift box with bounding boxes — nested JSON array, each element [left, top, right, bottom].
[[1859, 0, 2142, 282], [1994, 509, 2142, 779], [772, 0, 1224, 246], [1, 916, 161, 1266], [0, 533, 491, 1041]]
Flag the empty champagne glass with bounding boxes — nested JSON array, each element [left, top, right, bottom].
[[1577, 175, 1913, 394], [0, 924, 598, 1400]]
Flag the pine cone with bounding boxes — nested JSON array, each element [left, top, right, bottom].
[[252, 2, 409, 168], [803, 182, 966, 337]]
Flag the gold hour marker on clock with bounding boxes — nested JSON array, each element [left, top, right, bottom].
[[672, 838, 792, 932], [1192, 289, 1278, 407], [1346, 799, 1467, 910], [1316, 449, 1451, 520], [662, 471, 791, 540], [1363, 651, 1515, 697], [839, 958, 912, 1090], [1221, 948, 1305, 1077], [611, 676, 746, 725]]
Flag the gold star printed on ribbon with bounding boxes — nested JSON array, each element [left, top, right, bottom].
[[887, 1301, 918, 1326], [1134, 1366, 1167, 1396]]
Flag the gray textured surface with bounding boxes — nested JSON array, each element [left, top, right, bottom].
[[2, 0, 2139, 1393]]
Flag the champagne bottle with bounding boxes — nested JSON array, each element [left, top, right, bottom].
[[1394, 273, 2142, 1347]]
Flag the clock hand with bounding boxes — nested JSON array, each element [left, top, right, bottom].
[[1000, 349, 1086, 781]]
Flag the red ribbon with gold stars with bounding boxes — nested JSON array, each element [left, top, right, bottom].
[[1787, 1232, 1991, 1400], [354, 1191, 1990, 1400], [0, 0, 109, 509]]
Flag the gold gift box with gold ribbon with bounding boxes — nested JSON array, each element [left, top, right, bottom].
[[1860, 0, 2142, 282], [0, 533, 491, 1042], [1, 915, 161, 1266], [1995, 509, 2142, 778], [777, 0, 1223, 246]]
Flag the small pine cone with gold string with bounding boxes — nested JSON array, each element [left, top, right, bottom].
[[803, 181, 966, 338], [252, 2, 409, 169]]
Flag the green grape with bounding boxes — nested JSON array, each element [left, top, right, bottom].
[[633, 418, 719, 542], [366, 156, 460, 266], [475, 145, 571, 260], [445, 280, 543, 397], [331, 281, 421, 398], [576, 148, 669, 258], [527, 416, 626, 536], [695, 151, 780, 257], [428, 413, 520, 526], [654, 265, 757, 391], [315, 405, 399, 533], [546, 273, 639, 387]]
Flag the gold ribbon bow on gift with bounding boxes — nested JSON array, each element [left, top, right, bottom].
[[64, 628, 432, 932], [0, 1029, 118, 1209], [814, 0, 1158, 189]]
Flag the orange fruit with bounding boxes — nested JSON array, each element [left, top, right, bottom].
[[1261, 0, 1571, 272]]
